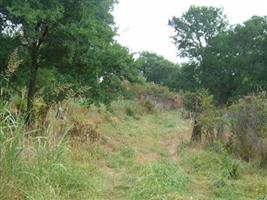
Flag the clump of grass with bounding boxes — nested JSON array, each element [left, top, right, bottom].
[[128, 162, 190, 200], [142, 100, 155, 113], [181, 150, 220, 176], [212, 178, 236, 200], [0, 110, 93, 199], [69, 119, 100, 143]]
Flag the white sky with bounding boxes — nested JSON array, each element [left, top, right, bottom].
[[113, 0, 267, 63]]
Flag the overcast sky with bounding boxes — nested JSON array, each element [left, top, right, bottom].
[[113, 0, 267, 63]]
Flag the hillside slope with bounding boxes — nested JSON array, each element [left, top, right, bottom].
[[1, 101, 266, 199], [68, 102, 267, 200]]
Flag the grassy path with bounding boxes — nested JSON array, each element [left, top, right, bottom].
[[69, 111, 267, 200]]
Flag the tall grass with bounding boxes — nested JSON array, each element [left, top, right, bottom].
[[0, 109, 91, 200], [128, 162, 190, 200], [1, 97, 267, 200]]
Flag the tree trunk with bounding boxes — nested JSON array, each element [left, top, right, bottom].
[[191, 119, 202, 143], [26, 44, 39, 124]]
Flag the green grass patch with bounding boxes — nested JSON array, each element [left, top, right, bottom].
[[127, 162, 190, 200], [106, 145, 135, 169]]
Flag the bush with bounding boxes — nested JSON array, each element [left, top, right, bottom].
[[228, 94, 267, 166], [182, 90, 220, 143], [122, 82, 181, 112], [142, 100, 155, 113], [69, 120, 100, 143]]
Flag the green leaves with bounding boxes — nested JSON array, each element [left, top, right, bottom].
[[136, 52, 181, 90], [169, 6, 227, 62], [201, 16, 267, 103], [169, 6, 267, 104], [0, 0, 138, 108]]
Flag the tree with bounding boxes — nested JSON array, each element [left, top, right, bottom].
[[87, 43, 139, 104], [169, 6, 227, 63], [135, 52, 203, 93], [176, 63, 201, 92], [136, 52, 181, 90], [0, 0, 138, 123], [200, 16, 267, 104], [0, 0, 66, 122], [170, 6, 267, 104], [200, 30, 241, 104]]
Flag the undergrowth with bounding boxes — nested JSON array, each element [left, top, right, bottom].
[[0, 111, 93, 200], [0, 100, 266, 199]]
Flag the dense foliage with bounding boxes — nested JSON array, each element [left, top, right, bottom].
[[169, 6, 228, 63], [136, 52, 200, 92], [136, 52, 180, 90], [169, 7, 267, 104], [201, 16, 267, 104], [0, 0, 139, 121]]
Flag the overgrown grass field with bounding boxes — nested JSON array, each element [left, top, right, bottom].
[[0, 100, 266, 199]]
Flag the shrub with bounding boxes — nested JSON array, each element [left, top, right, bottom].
[[228, 94, 267, 166], [182, 89, 220, 143], [122, 82, 181, 112], [142, 100, 155, 113], [69, 120, 100, 143]]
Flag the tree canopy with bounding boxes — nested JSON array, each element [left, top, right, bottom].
[[169, 6, 267, 104], [0, 0, 139, 121], [169, 6, 228, 63]]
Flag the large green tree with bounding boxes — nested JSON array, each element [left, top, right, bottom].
[[170, 6, 267, 104], [0, 0, 138, 122], [200, 16, 267, 104], [169, 6, 228, 63]]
